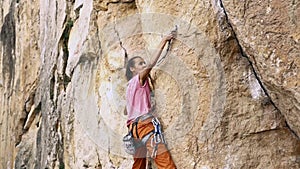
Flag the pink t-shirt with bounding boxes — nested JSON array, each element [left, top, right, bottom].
[[126, 75, 151, 125]]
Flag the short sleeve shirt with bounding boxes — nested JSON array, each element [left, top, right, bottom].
[[126, 75, 151, 124]]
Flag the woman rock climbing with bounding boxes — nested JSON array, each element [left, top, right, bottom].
[[125, 33, 177, 169]]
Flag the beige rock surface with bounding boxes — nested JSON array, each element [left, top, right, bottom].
[[0, 0, 299, 168], [222, 0, 300, 138]]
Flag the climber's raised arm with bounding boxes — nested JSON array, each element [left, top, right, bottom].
[[139, 34, 174, 83]]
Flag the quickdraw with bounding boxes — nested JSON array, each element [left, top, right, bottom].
[[150, 117, 166, 158], [156, 25, 178, 66]]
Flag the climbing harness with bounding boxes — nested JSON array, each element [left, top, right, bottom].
[[123, 114, 166, 159], [123, 114, 154, 155], [156, 25, 178, 66]]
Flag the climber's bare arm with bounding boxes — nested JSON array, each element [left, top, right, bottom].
[[139, 34, 174, 83]]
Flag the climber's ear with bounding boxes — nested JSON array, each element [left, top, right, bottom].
[[130, 66, 135, 73]]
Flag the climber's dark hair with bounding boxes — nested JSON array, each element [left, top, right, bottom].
[[125, 56, 143, 81], [125, 56, 155, 90]]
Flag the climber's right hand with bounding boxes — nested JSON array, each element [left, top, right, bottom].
[[163, 33, 175, 42]]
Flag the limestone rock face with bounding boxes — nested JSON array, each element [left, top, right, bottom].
[[0, 0, 299, 169], [222, 0, 300, 138]]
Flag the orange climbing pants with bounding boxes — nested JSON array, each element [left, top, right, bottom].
[[129, 117, 176, 169]]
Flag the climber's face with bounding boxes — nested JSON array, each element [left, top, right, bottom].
[[130, 57, 147, 75]]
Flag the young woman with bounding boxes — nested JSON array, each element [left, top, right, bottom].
[[125, 33, 177, 169]]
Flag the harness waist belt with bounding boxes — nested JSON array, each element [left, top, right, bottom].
[[141, 131, 154, 145], [135, 113, 153, 122]]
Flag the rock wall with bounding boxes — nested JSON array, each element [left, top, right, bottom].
[[0, 0, 299, 168]]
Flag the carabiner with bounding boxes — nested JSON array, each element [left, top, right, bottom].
[[154, 134, 161, 143]]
